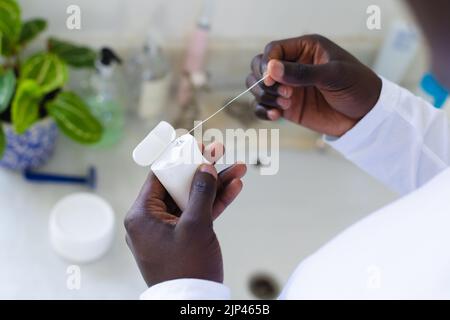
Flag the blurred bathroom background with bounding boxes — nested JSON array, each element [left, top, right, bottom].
[[0, 0, 431, 299], [23, 0, 427, 88]]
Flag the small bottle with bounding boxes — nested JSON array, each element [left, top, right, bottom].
[[417, 73, 449, 109], [85, 48, 124, 147], [373, 21, 419, 84], [136, 34, 171, 120]]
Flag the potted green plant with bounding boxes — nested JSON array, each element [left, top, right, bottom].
[[0, 0, 102, 170]]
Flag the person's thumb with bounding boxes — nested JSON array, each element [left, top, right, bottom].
[[267, 59, 332, 87], [179, 164, 218, 228]]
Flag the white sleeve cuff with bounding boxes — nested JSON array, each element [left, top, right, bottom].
[[140, 279, 231, 300], [324, 77, 401, 154]]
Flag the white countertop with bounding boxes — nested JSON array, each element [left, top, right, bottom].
[[0, 120, 154, 299], [0, 116, 396, 299]]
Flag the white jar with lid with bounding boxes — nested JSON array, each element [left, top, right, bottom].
[[49, 193, 115, 263]]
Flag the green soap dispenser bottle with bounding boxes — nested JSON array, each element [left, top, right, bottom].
[[86, 48, 124, 148]]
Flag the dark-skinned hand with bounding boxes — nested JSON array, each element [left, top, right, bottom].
[[247, 34, 382, 137], [125, 143, 247, 287]]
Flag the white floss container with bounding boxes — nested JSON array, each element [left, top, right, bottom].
[[132, 121, 209, 211], [49, 193, 115, 263]]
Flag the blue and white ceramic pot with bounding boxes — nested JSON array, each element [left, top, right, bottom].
[[0, 118, 58, 170]]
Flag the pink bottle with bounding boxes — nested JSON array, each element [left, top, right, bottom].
[[177, 0, 215, 107]]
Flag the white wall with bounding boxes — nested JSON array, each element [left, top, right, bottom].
[[21, 0, 412, 46], [20, 0, 427, 86]]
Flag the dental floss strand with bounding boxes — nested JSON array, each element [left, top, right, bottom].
[[133, 75, 268, 209], [187, 74, 268, 135], [155, 75, 269, 161]]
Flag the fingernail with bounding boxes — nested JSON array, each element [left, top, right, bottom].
[[268, 60, 284, 80], [267, 109, 279, 120], [199, 164, 217, 179], [278, 86, 292, 98], [263, 72, 275, 86], [277, 97, 291, 110]]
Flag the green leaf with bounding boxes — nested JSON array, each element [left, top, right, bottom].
[[0, 69, 16, 113], [45, 91, 102, 144], [0, 0, 21, 43], [19, 18, 47, 45], [20, 52, 68, 94], [11, 79, 42, 134], [48, 38, 97, 68], [1, 31, 15, 56], [0, 124, 5, 158]]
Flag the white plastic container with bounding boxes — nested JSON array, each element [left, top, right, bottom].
[[49, 193, 115, 263], [136, 34, 171, 119], [133, 121, 208, 211]]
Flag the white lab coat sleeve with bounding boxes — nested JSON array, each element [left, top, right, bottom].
[[140, 279, 230, 300], [325, 77, 450, 194], [278, 167, 450, 299]]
